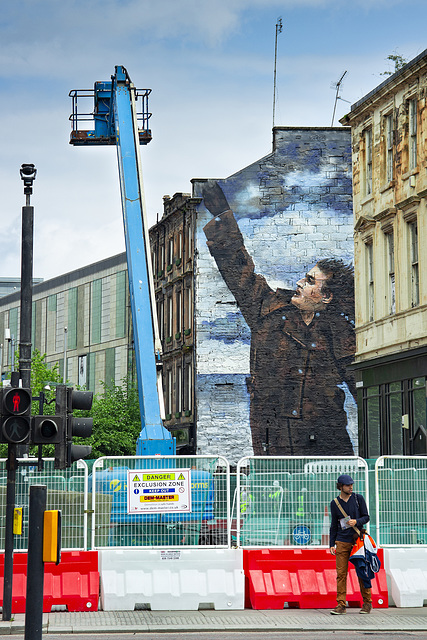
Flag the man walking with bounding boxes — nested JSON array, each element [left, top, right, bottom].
[[329, 474, 371, 614]]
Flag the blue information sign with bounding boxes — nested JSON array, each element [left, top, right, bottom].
[[292, 524, 311, 545]]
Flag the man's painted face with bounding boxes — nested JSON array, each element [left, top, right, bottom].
[[291, 265, 332, 312]]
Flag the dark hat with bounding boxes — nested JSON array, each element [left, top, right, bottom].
[[337, 474, 354, 485]]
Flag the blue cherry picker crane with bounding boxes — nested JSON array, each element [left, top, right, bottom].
[[69, 66, 175, 456]]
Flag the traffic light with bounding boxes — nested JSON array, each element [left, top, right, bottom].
[[0, 387, 32, 444], [32, 415, 64, 444], [54, 385, 93, 470]]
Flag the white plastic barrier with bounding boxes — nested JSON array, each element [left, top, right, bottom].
[[383, 548, 427, 607], [99, 548, 245, 611]]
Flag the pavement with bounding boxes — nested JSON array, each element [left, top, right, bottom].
[[1, 607, 427, 635]]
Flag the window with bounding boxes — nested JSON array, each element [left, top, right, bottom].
[[386, 231, 395, 314], [366, 242, 374, 321], [364, 386, 381, 457], [176, 365, 182, 414], [167, 296, 173, 338], [362, 376, 426, 457], [385, 113, 393, 182], [386, 382, 403, 454], [87, 352, 96, 391], [116, 271, 126, 338], [68, 287, 78, 349], [159, 243, 165, 275], [176, 290, 182, 335], [168, 236, 174, 266], [91, 279, 102, 344], [409, 99, 417, 170], [177, 233, 182, 261], [185, 361, 192, 412], [409, 377, 426, 442], [409, 221, 419, 307], [78, 354, 87, 388], [105, 347, 115, 388], [364, 128, 373, 196], [167, 369, 173, 415], [186, 224, 192, 260], [184, 286, 192, 332], [157, 299, 164, 341]]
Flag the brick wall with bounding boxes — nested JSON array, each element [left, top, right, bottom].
[[193, 127, 356, 462]]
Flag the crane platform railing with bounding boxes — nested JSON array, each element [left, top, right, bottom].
[[69, 86, 152, 146]]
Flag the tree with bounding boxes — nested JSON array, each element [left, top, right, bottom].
[[30, 349, 63, 414], [0, 352, 142, 458], [381, 53, 408, 76], [0, 349, 63, 457], [79, 378, 141, 458]]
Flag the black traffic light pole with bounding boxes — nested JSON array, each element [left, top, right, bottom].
[[19, 164, 36, 391], [2, 165, 37, 622]]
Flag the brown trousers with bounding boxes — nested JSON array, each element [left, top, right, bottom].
[[335, 540, 372, 607]]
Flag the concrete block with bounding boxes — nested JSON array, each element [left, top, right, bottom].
[[383, 548, 427, 607], [99, 548, 245, 611]]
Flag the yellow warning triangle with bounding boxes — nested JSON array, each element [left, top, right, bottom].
[[178, 473, 185, 480], [133, 475, 140, 482]]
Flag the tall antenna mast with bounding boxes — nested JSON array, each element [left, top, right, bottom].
[[331, 70, 347, 127], [272, 17, 283, 129]]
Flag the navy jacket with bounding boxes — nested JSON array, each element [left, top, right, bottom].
[[329, 493, 370, 547]]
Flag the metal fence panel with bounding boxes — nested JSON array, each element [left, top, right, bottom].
[[236, 456, 368, 548], [375, 456, 427, 547], [0, 458, 88, 551], [91, 456, 230, 549]]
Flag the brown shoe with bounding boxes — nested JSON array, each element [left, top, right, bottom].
[[330, 605, 346, 615], [359, 603, 372, 614]]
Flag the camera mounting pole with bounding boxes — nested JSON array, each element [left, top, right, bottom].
[[2, 165, 37, 622]]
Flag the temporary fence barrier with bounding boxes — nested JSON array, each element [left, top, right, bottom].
[[383, 548, 427, 607], [1, 454, 424, 554], [0, 458, 89, 551], [99, 548, 244, 610], [236, 456, 368, 548], [0, 550, 99, 613], [91, 455, 230, 549], [375, 456, 427, 547], [244, 548, 388, 609]]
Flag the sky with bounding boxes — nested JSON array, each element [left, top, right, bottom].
[[0, 0, 426, 282]]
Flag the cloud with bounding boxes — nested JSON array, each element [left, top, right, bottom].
[[0, 0, 425, 282]]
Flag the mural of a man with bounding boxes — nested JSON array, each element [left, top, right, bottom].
[[202, 181, 356, 456]]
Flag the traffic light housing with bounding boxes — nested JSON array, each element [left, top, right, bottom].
[[54, 385, 93, 469], [32, 415, 64, 444], [0, 387, 32, 444]]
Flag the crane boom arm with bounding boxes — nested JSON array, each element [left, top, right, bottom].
[[69, 66, 175, 455]]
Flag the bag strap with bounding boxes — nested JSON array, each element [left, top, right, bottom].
[[334, 497, 361, 537]]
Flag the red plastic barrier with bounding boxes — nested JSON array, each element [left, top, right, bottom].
[[0, 550, 99, 613], [244, 548, 388, 610]]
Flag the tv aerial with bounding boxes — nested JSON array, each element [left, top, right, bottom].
[[331, 70, 350, 127]]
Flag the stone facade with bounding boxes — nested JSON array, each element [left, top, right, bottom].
[[342, 49, 427, 456], [149, 193, 199, 452]]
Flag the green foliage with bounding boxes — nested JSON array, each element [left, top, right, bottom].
[[80, 378, 141, 458], [0, 350, 63, 458], [381, 53, 408, 76], [0, 350, 141, 458], [30, 349, 63, 415]]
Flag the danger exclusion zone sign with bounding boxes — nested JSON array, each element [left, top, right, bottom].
[[127, 468, 191, 513]]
